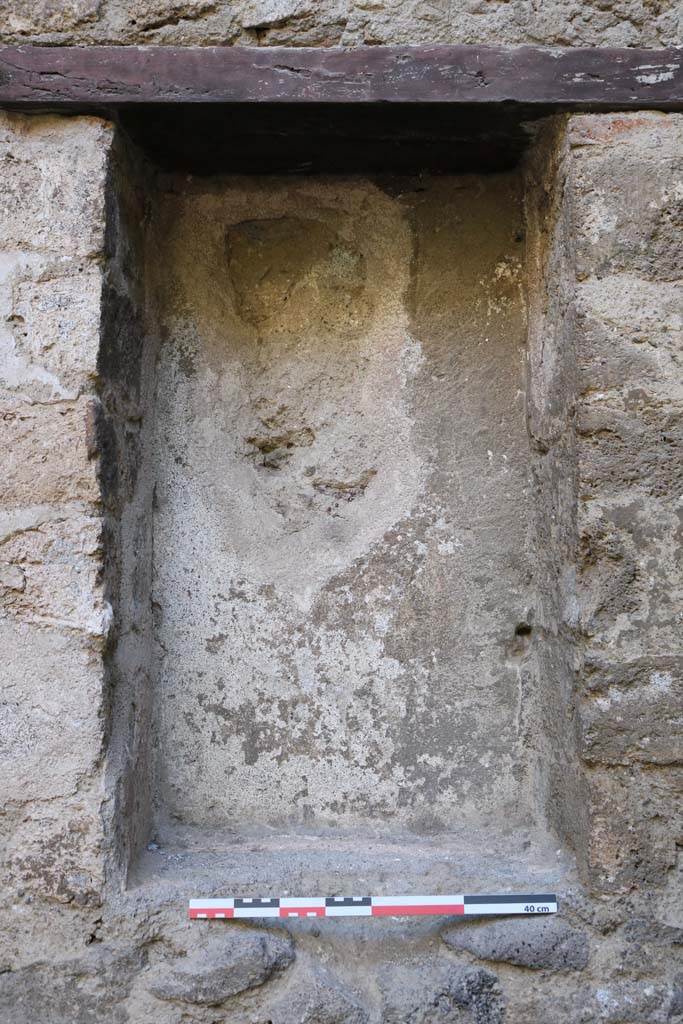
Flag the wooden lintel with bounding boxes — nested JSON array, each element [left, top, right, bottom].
[[0, 45, 681, 109], [1, 45, 680, 174]]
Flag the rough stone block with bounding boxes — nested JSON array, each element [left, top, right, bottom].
[[5, 798, 104, 906], [567, 111, 683, 901], [0, 0, 681, 45], [0, 0, 102, 37], [576, 502, 642, 631], [584, 981, 682, 1023], [0, 397, 99, 508], [0, 113, 111, 258], [619, 915, 683, 971], [585, 765, 682, 891], [0, 619, 104, 802], [501, 980, 682, 1024], [576, 276, 682, 400], [579, 660, 682, 765], [148, 929, 294, 1005], [577, 401, 683, 501], [441, 916, 589, 971], [3, 266, 103, 401], [569, 113, 683, 283], [576, 498, 682, 658], [0, 945, 141, 1024], [0, 510, 108, 636], [0, 112, 112, 930]]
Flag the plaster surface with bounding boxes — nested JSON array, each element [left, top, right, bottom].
[[149, 174, 536, 834]]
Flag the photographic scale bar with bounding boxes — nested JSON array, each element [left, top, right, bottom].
[[189, 894, 558, 920]]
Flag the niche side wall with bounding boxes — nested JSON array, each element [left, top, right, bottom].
[[524, 118, 587, 867], [98, 130, 157, 885]]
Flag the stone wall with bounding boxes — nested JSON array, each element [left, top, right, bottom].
[[0, 113, 113, 922], [569, 113, 683, 896], [0, 70, 681, 1024], [0, 0, 680, 47]]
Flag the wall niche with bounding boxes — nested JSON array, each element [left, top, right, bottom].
[[101, 138, 580, 894]]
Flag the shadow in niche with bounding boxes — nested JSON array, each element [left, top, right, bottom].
[[118, 102, 548, 176]]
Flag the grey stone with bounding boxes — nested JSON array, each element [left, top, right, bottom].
[[148, 929, 294, 1005], [267, 966, 369, 1024], [0, 946, 141, 1024], [379, 958, 504, 1024], [502, 983, 682, 1024], [579, 662, 682, 766], [442, 916, 590, 972], [618, 916, 683, 971], [0, 112, 112, 914], [583, 982, 682, 1024]]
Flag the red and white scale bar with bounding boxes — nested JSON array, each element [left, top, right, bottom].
[[189, 894, 558, 920]]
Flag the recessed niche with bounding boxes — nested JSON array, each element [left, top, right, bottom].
[[101, 135, 580, 890]]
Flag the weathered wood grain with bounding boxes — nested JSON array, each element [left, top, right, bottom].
[[0, 45, 681, 108], [1, 46, 679, 173]]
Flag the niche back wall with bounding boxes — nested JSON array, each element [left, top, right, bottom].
[[147, 173, 539, 836]]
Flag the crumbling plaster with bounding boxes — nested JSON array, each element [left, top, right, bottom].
[[150, 173, 541, 835]]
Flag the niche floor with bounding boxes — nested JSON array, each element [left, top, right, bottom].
[[145, 173, 556, 868]]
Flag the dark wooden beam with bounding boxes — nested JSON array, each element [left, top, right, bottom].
[[0, 46, 680, 174], [0, 45, 681, 109]]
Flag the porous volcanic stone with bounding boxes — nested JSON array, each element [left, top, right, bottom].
[[441, 916, 589, 972], [379, 958, 504, 1024]]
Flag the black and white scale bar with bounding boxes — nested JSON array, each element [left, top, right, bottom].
[[189, 893, 558, 920]]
